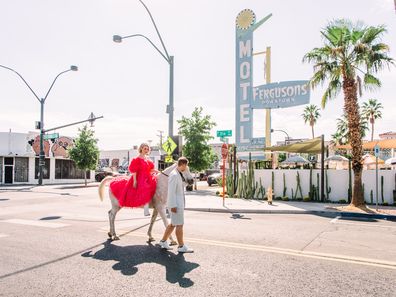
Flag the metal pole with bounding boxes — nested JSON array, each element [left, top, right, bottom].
[[38, 99, 45, 185], [168, 56, 174, 137], [321, 134, 325, 201], [376, 156, 378, 211], [265, 47, 271, 148]]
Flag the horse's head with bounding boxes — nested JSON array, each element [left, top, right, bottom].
[[181, 165, 194, 185]]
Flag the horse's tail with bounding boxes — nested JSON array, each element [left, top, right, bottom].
[[98, 176, 114, 202]]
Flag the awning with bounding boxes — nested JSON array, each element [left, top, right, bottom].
[[265, 137, 322, 153]]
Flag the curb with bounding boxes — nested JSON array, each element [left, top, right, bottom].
[[184, 207, 396, 220]]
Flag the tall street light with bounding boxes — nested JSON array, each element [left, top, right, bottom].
[[0, 64, 78, 185], [113, 0, 174, 137]]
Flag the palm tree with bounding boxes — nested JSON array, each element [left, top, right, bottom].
[[361, 99, 383, 141], [335, 113, 369, 144], [303, 19, 393, 207], [302, 104, 321, 138]]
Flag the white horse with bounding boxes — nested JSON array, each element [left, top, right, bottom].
[[98, 163, 193, 243]]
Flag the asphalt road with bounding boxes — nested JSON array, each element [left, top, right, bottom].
[[0, 185, 395, 297]]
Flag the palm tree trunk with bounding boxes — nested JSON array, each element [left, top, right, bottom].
[[311, 124, 315, 139], [343, 77, 364, 207], [84, 170, 87, 187], [371, 120, 374, 142]]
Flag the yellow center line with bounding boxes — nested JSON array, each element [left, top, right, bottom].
[[127, 232, 396, 270]]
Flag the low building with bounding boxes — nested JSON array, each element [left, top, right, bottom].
[[0, 131, 94, 185], [379, 131, 396, 140]]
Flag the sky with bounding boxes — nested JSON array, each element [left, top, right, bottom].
[[0, 0, 395, 150]]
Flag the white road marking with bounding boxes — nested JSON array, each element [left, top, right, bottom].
[[0, 233, 9, 238], [330, 216, 340, 223], [330, 218, 396, 229], [1, 219, 69, 228], [129, 232, 396, 270]]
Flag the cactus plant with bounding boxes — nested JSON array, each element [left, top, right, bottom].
[[325, 169, 331, 201], [315, 173, 320, 201], [348, 159, 352, 203], [370, 189, 373, 205], [272, 171, 275, 198], [293, 172, 303, 200], [381, 175, 384, 204], [283, 173, 287, 197]]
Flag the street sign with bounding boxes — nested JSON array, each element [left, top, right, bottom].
[[374, 145, 380, 157], [221, 143, 228, 160], [217, 130, 232, 137], [162, 137, 177, 154], [220, 137, 229, 143], [165, 155, 173, 163], [43, 133, 59, 140]]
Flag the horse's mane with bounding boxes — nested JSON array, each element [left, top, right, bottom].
[[161, 163, 177, 176]]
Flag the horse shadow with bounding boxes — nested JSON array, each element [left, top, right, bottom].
[[81, 240, 199, 287]]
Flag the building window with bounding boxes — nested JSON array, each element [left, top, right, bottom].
[[34, 158, 50, 179], [14, 157, 29, 182], [55, 159, 90, 179]]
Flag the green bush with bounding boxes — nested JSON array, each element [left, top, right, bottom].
[[296, 198, 303, 201], [303, 196, 311, 202], [382, 202, 389, 206], [274, 196, 282, 201], [281, 196, 289, 201], [338, 199, 347, 204]]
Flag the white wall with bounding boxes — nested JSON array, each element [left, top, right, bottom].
[[254, 169, 396, 204]]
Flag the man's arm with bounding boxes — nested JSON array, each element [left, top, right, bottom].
[[167, 174, 178, 209]]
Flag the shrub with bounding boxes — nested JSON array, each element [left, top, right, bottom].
[[338, 199, 347, 204], [382, 202, 389, 206], [303, 196, 311, 202], [296, 198, 303, 201], [281, 196, 289, 201]]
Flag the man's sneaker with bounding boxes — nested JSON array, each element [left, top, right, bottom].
[[177, 245, 194, 253], [159, 240, 172, 250]]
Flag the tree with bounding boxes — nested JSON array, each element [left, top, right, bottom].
[[361, 99, 383, 141], [302, 104, 321, 138], [69, 125, 100, 186], [303, 19, 393, 207], [178, 107, 217, 174], [334, 113, 369, 145]]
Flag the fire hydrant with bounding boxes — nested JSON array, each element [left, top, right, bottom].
[[267, 186, 273, 205]]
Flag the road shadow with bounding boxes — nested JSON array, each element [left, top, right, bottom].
[[186, 189, 216, 196], [81, 241, 199, 287]]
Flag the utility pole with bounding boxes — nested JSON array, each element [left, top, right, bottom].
[[157, 130, 164, 147]]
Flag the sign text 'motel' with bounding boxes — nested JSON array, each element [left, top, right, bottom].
[[235, 9, 310, 148]]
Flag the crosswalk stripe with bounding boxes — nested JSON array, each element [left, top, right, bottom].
[[0, 233, 9, 238], [1, 219, 69, 228]]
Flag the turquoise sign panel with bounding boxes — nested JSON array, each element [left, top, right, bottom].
[[251, 80, 310, 109]]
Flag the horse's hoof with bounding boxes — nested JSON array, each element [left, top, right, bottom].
[[107, 232, 112, 239], [170, 240, 178, 246], [113, 235, 120, 241]]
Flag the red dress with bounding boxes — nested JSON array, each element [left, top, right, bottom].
[[109, 157, 157, 208]]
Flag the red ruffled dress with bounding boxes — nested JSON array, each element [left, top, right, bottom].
[[109, 157, 157, 208]]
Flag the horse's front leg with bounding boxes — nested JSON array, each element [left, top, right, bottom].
[[157, 206, 177, 245], [147, 208, 158, 242], [108, 192, 121, 240]]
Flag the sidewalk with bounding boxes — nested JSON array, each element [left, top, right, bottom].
[[185, 187, 396, 220]]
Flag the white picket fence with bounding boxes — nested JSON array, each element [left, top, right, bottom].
[[254, 169, 396, 204]]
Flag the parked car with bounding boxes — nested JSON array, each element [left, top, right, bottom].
[[207, 173, 222, 186], [95, 170, 116, 182]]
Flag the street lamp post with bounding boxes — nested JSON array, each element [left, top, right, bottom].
[[271, 129, 290, 145], [113, 0, 174, 136], [0, 64, 78, 185]]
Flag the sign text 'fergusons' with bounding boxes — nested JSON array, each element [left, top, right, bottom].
[[252, 80, 310, 109]]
